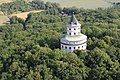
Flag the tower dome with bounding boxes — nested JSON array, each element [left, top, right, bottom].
[[68, 12, 78, 25], [60, 13, 87, 52]]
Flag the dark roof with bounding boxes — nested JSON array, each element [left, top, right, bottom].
[[68, 13, 78, 25]]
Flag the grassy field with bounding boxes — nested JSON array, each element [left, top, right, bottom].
[[43, 0, 116, 9], [0, 0, 119, 9], [10, 10, 43, 20]]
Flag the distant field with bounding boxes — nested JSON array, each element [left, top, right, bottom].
[[0, 0, 12, 4], [43, 0, 117, 9], [11, 10, 43, 20]]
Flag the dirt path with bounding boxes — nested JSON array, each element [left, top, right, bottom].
[[10, 10, 43, 20], [0, 11, 10, 26], [0, 16, 9, 26]]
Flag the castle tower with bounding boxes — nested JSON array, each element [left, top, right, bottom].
[[60, 13, 87, 52]]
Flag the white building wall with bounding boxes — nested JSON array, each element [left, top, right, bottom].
[[61, 38, 87, 45], [61, 43, 87, 52], [66, 24, 81, 36], [67, 27, 81, 36]]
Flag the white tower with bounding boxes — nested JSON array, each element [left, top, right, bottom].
[[60, 13, 87, 52]]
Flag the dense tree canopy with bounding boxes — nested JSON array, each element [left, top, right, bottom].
[[0, 1, 120, 80]]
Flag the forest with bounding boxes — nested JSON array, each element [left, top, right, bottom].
[[0, 0, 120, 80]]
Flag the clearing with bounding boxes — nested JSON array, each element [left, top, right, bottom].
[[0, 11, 9, 26], [10, 10, 43, 20]]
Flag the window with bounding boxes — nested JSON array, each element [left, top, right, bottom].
[[78, 47, 80, 49], [74, 47, 76, 49], [62, 45, 63, 48], [69, 28, 71, 30], [74, 28, 76, 30], [74, 33, 76, 35], [74, 22, 77, 25], [69, 33, 71, 35], [65, 46, 67, 49], [69, 47, 71, 49], [82, 46, 83, 48]]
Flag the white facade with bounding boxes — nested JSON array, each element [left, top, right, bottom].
[[61, 43, 87, 52], [66, 24, 81, 36], [60, 14, 87, 52]]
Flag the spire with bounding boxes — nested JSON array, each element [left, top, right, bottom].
[[68, 12, 78, 25]]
